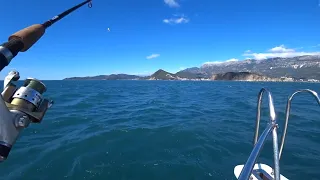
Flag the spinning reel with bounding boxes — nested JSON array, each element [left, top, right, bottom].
[[0, 71, 53, 161]]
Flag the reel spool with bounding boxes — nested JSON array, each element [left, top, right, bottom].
[[2, 71, 53, 123], [12, 78, 47, 111]]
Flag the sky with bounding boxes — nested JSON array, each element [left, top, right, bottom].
[[1, 0, 320, 80]]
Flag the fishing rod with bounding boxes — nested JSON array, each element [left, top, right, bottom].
[[0, 0, 93, 70], [0, 0, 92, 162]]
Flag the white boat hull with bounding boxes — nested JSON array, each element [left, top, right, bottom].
[[234, 163, 289, 180]]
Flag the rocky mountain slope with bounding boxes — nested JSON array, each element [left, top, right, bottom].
[[180, 55, 320, 80], [211, 72, 279, 81]]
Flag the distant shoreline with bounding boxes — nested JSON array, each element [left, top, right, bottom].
[[63, 69, 320, 83], [61, 79, 320, 83], [64, 55, 320, 82]]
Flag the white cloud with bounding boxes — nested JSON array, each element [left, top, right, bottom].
[[200, 44, 320, 66], [244, 52, 320, 60], [268, 45, 294, 53], [226, 58, 239, 62], [163, 17, 189, 24], [203, 61, 223, 65], [203, 58, 239, 65], [243, 45, 320, 60], [146, 54, 160, 59], [164, 0, 179, 8]]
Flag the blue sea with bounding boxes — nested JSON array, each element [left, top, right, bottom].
[[1, 81, 320, 180]]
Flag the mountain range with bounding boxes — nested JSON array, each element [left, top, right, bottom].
[[182, 55, 320, 80], [64, 55, 320, 81]]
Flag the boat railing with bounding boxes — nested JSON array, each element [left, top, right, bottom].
[[238, 88, 280, 180], [238, 88, 320, 180], [279, 89, 320, 160]]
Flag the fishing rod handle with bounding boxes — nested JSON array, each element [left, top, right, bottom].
[[9, 24, 45, 52], [0, 38, 24, 71], [0, 24, 44, 71], [0, 49, 11, 72]]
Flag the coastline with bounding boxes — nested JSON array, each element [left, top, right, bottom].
[[61, 79, 320, 83], [63, 70, 320, 83]]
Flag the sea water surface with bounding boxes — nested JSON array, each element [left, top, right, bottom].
[[0, 81, 320, 180]]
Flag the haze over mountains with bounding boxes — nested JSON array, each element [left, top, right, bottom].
[[64, 55, 320, 81]]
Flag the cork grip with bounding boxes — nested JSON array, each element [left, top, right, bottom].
[[8, 24, 45, 52]]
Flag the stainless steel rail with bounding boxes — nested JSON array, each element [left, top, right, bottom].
[[239, 88, 280, 180], [279, 89, 320, 160], [238, 88, 320, 180]]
